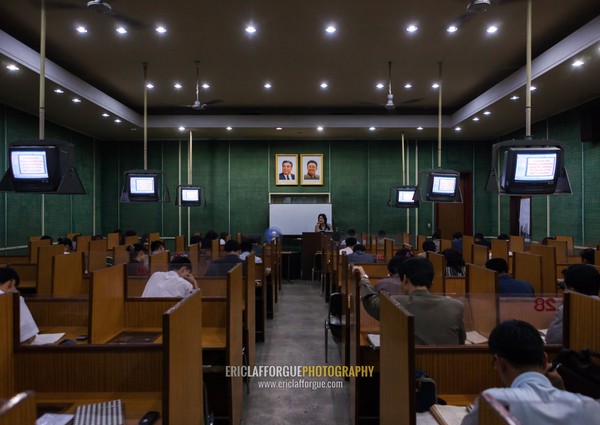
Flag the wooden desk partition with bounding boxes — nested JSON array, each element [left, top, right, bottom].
[[149, 251, 169, 274], [89, 238, 107, 252], [244, 254, 256, 370], [36, 245, 66, 295], [472, 244, 489, 266], [28, 239, 50, 264], [0, 293, 15, 398], [52, 253, 86, 297], [491, 240, 509, 264], [512, 251, 542, 294], [466, 264, 498, 338], [530, 245, 558, 294], [174, 235, 185, 253], [74, 235, 91, 253], [463, 235, 474, 264], [106, 232, 120, 250], [89, 265, 127, 343], [564, 292, 600, 352], [426, 252, 445, 294], [380, 293, 415, 425], [0, 391, 36, 425], [509, 235, 525, 254]]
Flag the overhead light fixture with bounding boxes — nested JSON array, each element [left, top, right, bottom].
[[376, 83, 384, 89], [102, 113, 109, 117], [472, 117, 480, 121], [530, 86, 537, 91], [76, 26, 87, 34], [455, 127, 462, 132], [406, 25, 418, 33], [245, 25, 257, 34], [432, 83, 440, 89], [369, 127, 376, 131], [116, 27, 127, 34], [320, 82, 328, 89], [264, 82, 272, 89], [226, 126, 233, 131], [447, 25, 458, 33], [276, 127, 283, 131], [72, 98, 81, 103], [146, 83, 154, 89], [467, 0, 492, 13], [404, 83, 412, 89], [178, 126, 185, 131], [417, 127, 424, 131], [572, 60, 584, 67], [174, 83, 182, 89], [325, 26, 336, 34], [114, 119, 122, 123], [6, 64, 19, 71], [155, 26, 167, 34], [483, 111, 491, 116], [486, 25, 498, 34], [201, 83, 210, 89], [510, 95, 519, 100], [317, 126, 324, 132], [54, 88, 64, 94]]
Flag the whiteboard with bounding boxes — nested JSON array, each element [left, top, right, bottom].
[[269, 204, 333, 235]]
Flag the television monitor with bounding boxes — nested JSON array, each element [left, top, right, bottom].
[[395, 186, 419, 208], [501, 147, 562, 194], [126, 172, 159, 202], [176, 185, 203, 207], [425, 171, 459, 202], [8, 143, 65, 192]]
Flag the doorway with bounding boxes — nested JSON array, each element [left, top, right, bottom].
[[435, 172, 472, 239]]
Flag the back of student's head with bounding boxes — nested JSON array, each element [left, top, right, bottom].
[[169, 256, 192, 272], [442, 248, 464, 269], [474, 233, 484, 240], [345, 237, 357, 248], [353, 244, 366, 252], [347, 228, 356, 237], [387, 255, 407, 275], [128, 243, 146, 261], [422, 240, 436, 252], [377, 230, 386, 238], [0, 267, 20, 286], [395, 248, 414, 258], [150, 240, 164, 252], [485, 258, 509, 274], [580, 248, 595, 265], [563, 264, 600, 296], [224, 240, 241, 253], [452, 231, 463, 240], [190, 235, 202, 245], [488, 320, 544, 368], [240, 240, 253, 253], [497, 233, 509, 240], [400, 257, 434, 287]]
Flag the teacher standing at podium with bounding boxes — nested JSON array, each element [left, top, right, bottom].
[[314, 213, 332, 232]]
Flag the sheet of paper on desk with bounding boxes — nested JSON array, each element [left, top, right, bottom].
[[429, 404, 469, 425], [31, 333, 66, 345], [367, 333, 380, 348], [416, 411, 441, 425], [465, 331, 488, 345], [36, 413, 74, 425]]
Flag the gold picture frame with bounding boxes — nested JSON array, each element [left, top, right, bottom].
[[300, 154, 323, 185], [275, 154, 298, 185]]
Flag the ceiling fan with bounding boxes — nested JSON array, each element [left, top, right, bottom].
[[31, 0, 145, 29], [450, 0, 518, 29], [182, 63, 222, 111], [357, 61, 423, 110]]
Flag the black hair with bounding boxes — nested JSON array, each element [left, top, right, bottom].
[[219, 232, 229, 240], [497, 233, 509, 240], [347, 228, 356, 236], [580, 248, 595, 265], [485, 258, 509, 274], [240, 240, 253, 253], [127, 243, 147, 261], [399, 257, 434, 287], [0, 267, 20, 287], [190, 235, 202, 245], [353, 244, 366, 252], [452, 231, 463, 240], [432, 232, 441, 240], [150, 240, 165, 252], [395, 248, 414, 258], [488, 320, 545, 368], [422, 240, 436, 252], [474, 233, 484, 240], [563, 264, 600, 296], [169, 256, 192, 272], [224, 240, 241, 253], [345, 237, 357, 247], [387, 255, 408, 275], [442, 248, 465, 273]]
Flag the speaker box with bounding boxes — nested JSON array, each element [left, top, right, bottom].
[[581, 107, 600, 143]]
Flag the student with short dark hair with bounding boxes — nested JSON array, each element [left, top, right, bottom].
[[358, 257, 465, 345], [127, 243, 149, 276], [461, 320, 600, 425], [142, 256, 197, 298], [580, 248, 596, 265], [0, 267, 38, 342], [204, 240, 244, 276], [348, 243, 376, 264], [485, 258, 534, 296], [374, 255, 408, 295], [240, 239, 262, 264], [150, 240, 166, 255]]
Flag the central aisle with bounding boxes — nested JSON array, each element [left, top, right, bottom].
[[242, 281, 350, 424]]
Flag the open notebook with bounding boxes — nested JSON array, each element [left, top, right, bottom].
[[429, 404, 470, 425]]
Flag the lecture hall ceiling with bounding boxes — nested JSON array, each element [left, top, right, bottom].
[[0, 0, 599, 142]]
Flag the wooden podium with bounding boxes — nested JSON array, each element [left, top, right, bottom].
[[301, 232, 326, 280]]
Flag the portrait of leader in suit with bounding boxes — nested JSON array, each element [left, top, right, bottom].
[[275, 154, 298, 185], [300, 154, 323, 185]]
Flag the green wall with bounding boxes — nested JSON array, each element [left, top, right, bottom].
[[1, 99, 599, 249]]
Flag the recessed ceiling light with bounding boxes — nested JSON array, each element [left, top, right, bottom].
[[417, 127, 424, 131], [245, 25, 256, 34], [155, 26, 167, 34], [102, 113, 109, 117], [72, 98, 81, 103], [320, 82, 328, 89], [510, 95, 519, 100], [472, 117, 480, 121], [432, 83, 440, 89], [226, 126, 233, 131], [264, 82, 272, 89], [486, 25, 498, 34], [454, 127, 462, 131], [178, 126, 185, 131], [483, 111, 491, 116], [54, 88, 64, 94], [201, 83, 210, 89], [406, 24, 418, 33], [369, 127, 376, 131], [276, 127, 283, 131], [376, 83, 384, 89], [404, 83, 412, 89], [325, 25, 336, 34], [572, 60, 584, 67], [114, 119, 122, 123], [116, 27, 127, 34], [76, 26, 87, 34], [146, 83, 154, 89], [447, 25, 458, 33], [317, 126, 324, 132], [174, 83, 182, 89], [530, 86, 537, 91], [6, 64, 19, 71]]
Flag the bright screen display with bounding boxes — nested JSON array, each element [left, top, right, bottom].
[[11, 151, 49, 179], [397, 189, 415, 203], [514, 152, 557, 181], [431, 175, 456, 194], [130, 176, 155, 194], [181, 187, 199, 201]]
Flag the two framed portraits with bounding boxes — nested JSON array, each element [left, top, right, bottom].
[[275, 154, 323, 186]]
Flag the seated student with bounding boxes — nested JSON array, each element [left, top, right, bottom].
[[374, 255, 408, 295], [201, 230, 218, 249], [57, 237, 73, 253], [339, 237, 357, 256], [580, 248, 595, 265], [204, 240, 244, 276], [127, 243, 149, 277], [219, 232, 231, 246], [474, 232, 491, 248], [358, 257, 466, 345], [190, 233, 202, 246], [150, 240, 166, 255], [497, 233, 509, 241], [141, 257, 198, 298], [339, 228, 357, 248], [418, 240, 437, 258], [461, 320, 600, 425], [239, 240, 262, 264], [545, 264, 600, 344], [443, 248, 466, 277], [348, 244, 376, 264], [451, 231, 464, 254], [0, 267, 39, 343], [485, 258, 534, 297]]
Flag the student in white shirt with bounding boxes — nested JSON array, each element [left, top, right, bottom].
[[0, 267, 38, 342], [239, 240, 263, 264], [142, 256, 198, 298]]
